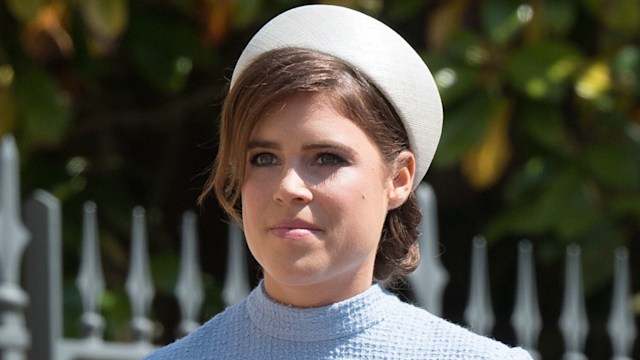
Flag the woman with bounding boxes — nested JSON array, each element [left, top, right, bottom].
[[146, 5, 532, 359]]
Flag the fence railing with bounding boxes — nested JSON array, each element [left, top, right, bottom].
[[1, 133, 637, 359]]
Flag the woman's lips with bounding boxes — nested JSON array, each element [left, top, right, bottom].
[[270, 220, 320, 239]]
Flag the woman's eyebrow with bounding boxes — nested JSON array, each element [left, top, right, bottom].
[[302, 141, 357, 156], [247, 139, 358, 156], [247, 140, 279, 150]]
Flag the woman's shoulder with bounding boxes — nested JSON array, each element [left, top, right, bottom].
[[380, 297, 533, 359], [142, 299, 250, 360]]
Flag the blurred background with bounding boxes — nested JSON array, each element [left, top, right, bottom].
[[1, 0, 639, 358]]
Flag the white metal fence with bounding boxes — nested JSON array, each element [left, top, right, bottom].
[[0, 134, 637, 359]]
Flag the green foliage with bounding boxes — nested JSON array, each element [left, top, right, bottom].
[[128, 12, 215, 93], [426, 0, 640, 300], [14, 64, 71, 146], [5, 0, 45, 22], [506, 42, 582, 101], [434, 93, 494, 167]]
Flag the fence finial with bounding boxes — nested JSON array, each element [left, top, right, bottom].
[[0, 135, 30, 284], [222, 221, 250, 306], [559, 244, 589, 360], [174, 211, 204, 337], [124, 206, 155, 343], [607, 247, 636, 360], [76, 201, 106, 339], [0, 134, 31, 359], [464, 235, 495, 336], [511, 240, 542, 360], [408, 183, 449, 316]]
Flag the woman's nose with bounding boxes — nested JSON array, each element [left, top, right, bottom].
[[273, 167, 313, 204]]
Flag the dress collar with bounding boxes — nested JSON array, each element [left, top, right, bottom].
[[246, 282, 393, 342]]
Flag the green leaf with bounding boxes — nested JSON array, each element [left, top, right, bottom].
[[233, 0, 267, 28], [506, 42, 583, 101], [518, 100, 568, 149], [481, 0, 531, 44], [584, 0, 640, 34], [432, 64, 479, 106], [542, 0, 577, 36], [5, 0, 46, 22], [612, 46, 640, 95], [501, 156, 549, 205], [445, 31, 489, 66], [433, 93, 494, 167], [424, 52, 480, 105], [611, 192, 640, 223], [128, 13, 215, 93], [14, 65, 71, 146], [583, 143, 640, 188], [81, 0, 129, 39]]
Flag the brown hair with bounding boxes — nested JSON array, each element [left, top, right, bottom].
[[199, 47, 422, 283]]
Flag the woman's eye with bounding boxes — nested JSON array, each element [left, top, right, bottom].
[[316, 153, 345, 166], [250, 153, 277, 166]]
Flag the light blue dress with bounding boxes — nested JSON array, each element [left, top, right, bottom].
[[145, 282, 533, 359]]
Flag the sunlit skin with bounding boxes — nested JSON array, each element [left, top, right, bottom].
[[241, 93, 415, 308]]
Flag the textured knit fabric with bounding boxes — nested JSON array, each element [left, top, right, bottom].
[[145, 283, 533, 359]]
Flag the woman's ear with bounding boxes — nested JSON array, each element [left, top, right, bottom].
[[387, 151, 416, 210]]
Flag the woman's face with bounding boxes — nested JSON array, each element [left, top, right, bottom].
[[241, 93, 406, 307]]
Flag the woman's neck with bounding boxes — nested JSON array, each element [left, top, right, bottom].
[[262, 269, 375, 308]]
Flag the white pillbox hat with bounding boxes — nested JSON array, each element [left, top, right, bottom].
[[232, 5, 443, 188]]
